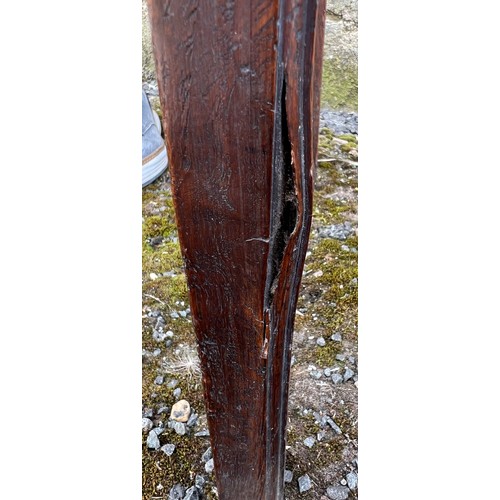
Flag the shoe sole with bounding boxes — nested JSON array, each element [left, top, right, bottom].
[[142, 146, 168, 187]]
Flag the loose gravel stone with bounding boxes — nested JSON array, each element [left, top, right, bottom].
[[194, 474, 205, 489], [340, 479, 347, 485], [169, 484, 185, 499], [160, 443, 176, 456], [157, 406, 170, 415], [317, 430, 327, 441], [318, 222, 353, 240], [205, 458, 214, 474], [310, 370, 323, 380], [298, 474, 312, 493], [326, 485, 349, 499], [319, 110, 358, 135], [171, 400, 191, 422], [284, 470, 293, 483], [143, 408, 154, 418], [344, 367, 355, 382], [153, 330, 168, 342], [146, 429, 162, 449], [316, 336, 326, 347], [336, 354, 346, 362], [331, 332, 342, 342], [331, 373, 343, 384], [326, 417, 342, 434], [186, 413, 198, 427], [194, 429, 210, 437], [184, 486, 200, 500], [173, 388, 182, 399], [346, 471, 358, 490], [154, 375, 164, 385], [304, 436, 316, 448], [201, 447, 212, 463], [313, 411, 326, 426], [142, 417, 153, 432], [173, 421, 186, 436], [167, 379, 179, 389]]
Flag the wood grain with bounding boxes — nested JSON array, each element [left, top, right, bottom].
[[147, 1, 326, 497]]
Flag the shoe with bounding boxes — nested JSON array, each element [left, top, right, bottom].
[[142, 90, 168, 187]]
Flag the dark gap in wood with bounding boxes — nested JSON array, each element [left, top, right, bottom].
[[265, 77, 298, 311]]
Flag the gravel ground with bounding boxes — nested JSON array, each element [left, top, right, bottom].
[[142, 127, 358, 499]]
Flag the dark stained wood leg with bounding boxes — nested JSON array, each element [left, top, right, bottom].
[[147, 1, 326, 498]]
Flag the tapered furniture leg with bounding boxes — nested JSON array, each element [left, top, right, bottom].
[[148, 1, 326, 498]]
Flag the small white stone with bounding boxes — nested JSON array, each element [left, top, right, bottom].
[[160, 444, 176, 456], [170, 400, 191, 422], [298, 474, 312, 493], [304, 436, 316, 448], [205, 458, 214, 474], [346, 471, 358, 490]]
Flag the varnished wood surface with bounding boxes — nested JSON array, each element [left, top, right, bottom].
[[148, 1, 325, 498]]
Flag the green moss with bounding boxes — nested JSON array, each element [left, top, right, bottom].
[[317, 130, 338, 161], [143, 274, 189, 308], [142, 241, 184, 275], [313, 198, 349, 225], [334, 406, 358, 441], [298, 236, 358, 342], [143, 214, 177, 240], [321, 57, 358, 111], [340, 142, 357, 154], [313, 340, 343, 366], [338, 134, 358, 144]]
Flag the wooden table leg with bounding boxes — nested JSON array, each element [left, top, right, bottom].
[[147, 1, 325, 498]]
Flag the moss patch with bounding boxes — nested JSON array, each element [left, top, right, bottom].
[[143, 214, 176, 241], [321, 57, 358, 111], [142, 242, 184, 277]]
